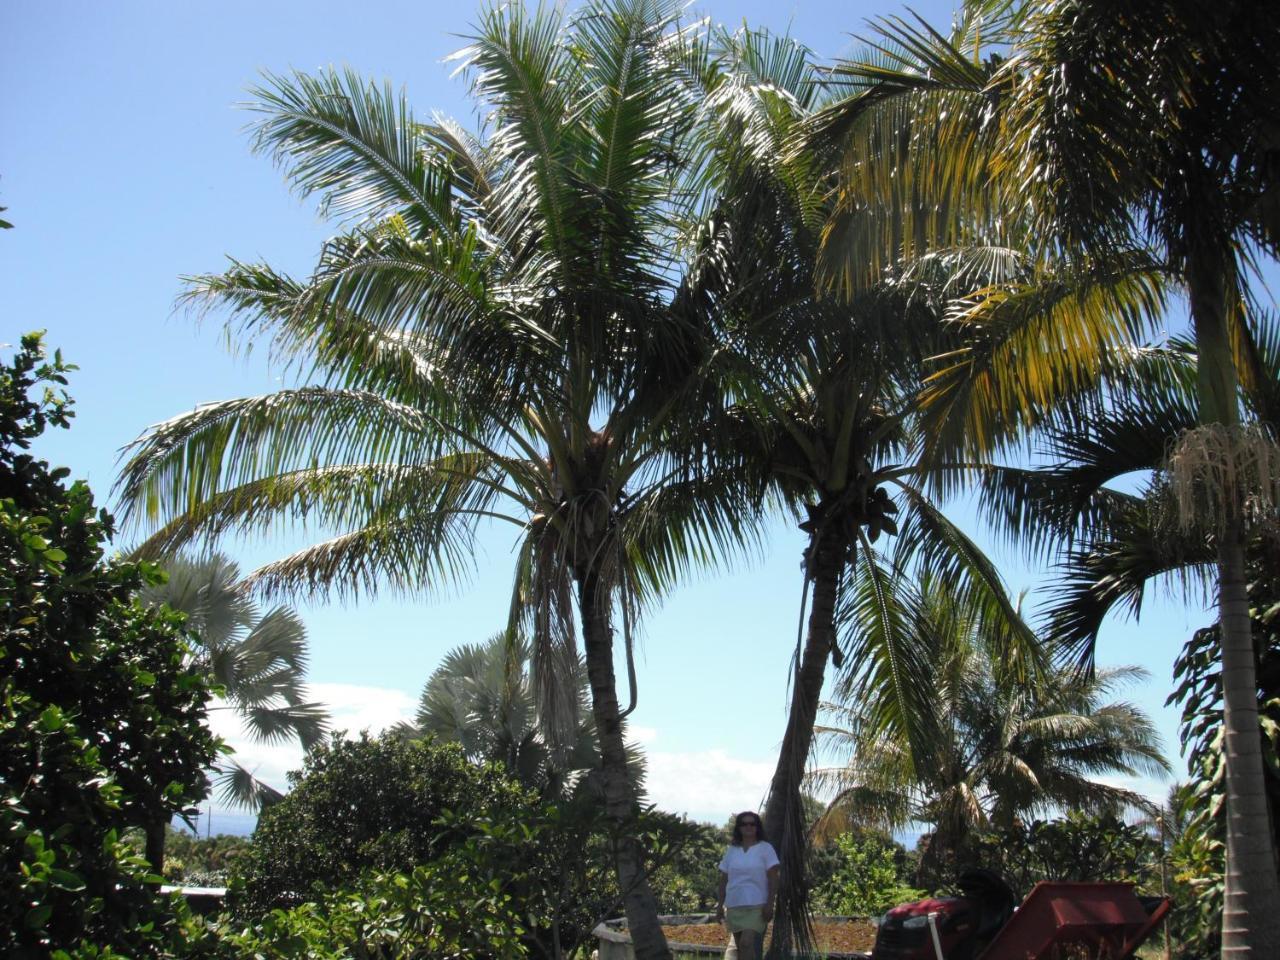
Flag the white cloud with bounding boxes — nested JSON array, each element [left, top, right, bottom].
[[310, 682, 418, 738], [627, 724, 659, 744], [205, 686, 772, 828], [642, 749, 774, 825], [205, 683, 416, 814]]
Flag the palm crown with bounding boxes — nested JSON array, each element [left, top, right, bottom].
[[811, 576, 1169, 880], [141, 553, 328, 811], [114, 4, 806, 955]]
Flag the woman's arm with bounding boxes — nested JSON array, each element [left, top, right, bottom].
[[716, 871, 728, 921], [763, 865, 779, 922]]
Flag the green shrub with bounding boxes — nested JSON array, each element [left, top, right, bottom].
[[229, 733, 531, 917], [218, 835, 537, 960], [958, 812, 1162, 899], [229, 730, 717, 956], [0, 334, 221, 959], [646, 818, 724, 914], [812, 829, 924, 917]]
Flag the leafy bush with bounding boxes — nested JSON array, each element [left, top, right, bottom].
[[0, 334, 221, 958], [229, 730, 718, 956], [956, 812, 1162, 899], [811, 829, 924, 917], [646, 818, 725, 914], [230, 732, 530, 917], [218, 832, 537, 960]]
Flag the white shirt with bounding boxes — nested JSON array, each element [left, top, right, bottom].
[[718, 841, 779, 908]]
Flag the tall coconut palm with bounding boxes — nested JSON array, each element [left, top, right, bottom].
[[814, 2, 1280, 951], [141, 553, 328, 812], [947, 6, 1280, 950], [684, 26, 1043, 956], [810, 576, 1169, 882], [115, 5, 782, 955], [975, 319, 1280, 925]]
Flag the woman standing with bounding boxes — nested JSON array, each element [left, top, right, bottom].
[[715, 811, 780, 960]]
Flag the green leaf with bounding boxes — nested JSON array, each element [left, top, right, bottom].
[[48, 868, 87, 892]]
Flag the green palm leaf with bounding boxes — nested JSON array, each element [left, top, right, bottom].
[[249, 67, 457, 236]]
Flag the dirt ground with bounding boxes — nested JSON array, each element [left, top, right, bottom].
[[660, 920, 878, 955]]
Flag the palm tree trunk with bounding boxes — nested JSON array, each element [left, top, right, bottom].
[[763, 525, 844, 959], [1187, 242, 1280, 956], [1217, 517, 1280, 956], [577, 563, 671, 960]]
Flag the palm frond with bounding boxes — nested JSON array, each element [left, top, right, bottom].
[[248, 67, 456, 236], [1044, 524, 1216, 672], [834, 544, 935, 762], [917, 255, 1169, 466], [891, 484, 1043, 678], [240, 700, 330, 748], [454, 2, 580, 284], [214, 759, 286, 812], [241, 509, 491, 602], [116, 387, 445, 532]]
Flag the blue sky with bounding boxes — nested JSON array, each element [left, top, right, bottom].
[[4, 0, 1232, 826]]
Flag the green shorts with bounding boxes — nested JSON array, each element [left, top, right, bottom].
[[725, 906, 767, 934]]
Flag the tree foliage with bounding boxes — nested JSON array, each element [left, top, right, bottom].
[[956, 813, 1163, 902], [142, 552, 328, 810], [217, 837, 536, 960], [810, 829, 922, 918], [1166, 544, 1280, 959], [0, 333, 221, 958], [230, 733, 530, 916], [229, 730, 713, 959], [812, 575, 1168, 880], [402, 631, 604, 794]]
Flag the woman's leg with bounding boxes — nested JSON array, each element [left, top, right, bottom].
[[736, 928, 759, 960]]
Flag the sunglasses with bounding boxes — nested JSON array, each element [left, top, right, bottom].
[[738, 820, 760, 827]]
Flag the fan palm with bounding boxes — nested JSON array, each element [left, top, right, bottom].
[[814, 1, 1280, 950], [399, 631, 604, 794], [810, 576, 1169, 882], [141, 553, 328, 812], [114, 5, 782, 954]]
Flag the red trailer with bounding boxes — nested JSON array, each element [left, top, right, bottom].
[[872, 872, 1170, 960]]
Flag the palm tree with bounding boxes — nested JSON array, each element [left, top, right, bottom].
[[135, 552, 326, 870], [677, 27, 1042, 955], [141, 553, 328, 811], [398, 631, 601, 793], [975, 319, 1280, 660], [976, 319, 1280, 936], [813, 2, 1280, 950], [959, 6, 1280, 950], [810, 576, 1169, 883], [115, 5, 777, 955]]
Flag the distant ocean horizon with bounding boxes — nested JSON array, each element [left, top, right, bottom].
[[173, 809, 257, 838]]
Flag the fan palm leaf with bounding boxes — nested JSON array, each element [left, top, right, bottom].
[[142, 554, 328, 812]]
